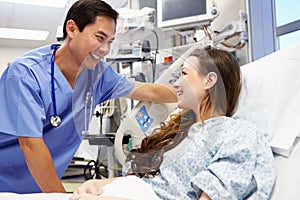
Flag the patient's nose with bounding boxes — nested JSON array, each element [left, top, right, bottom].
[[173, 76, 182, 88]]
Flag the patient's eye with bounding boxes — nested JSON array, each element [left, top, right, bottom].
[[181, 68, 187, 76]]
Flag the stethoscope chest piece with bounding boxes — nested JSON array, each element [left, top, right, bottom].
[[50, 115, 62, 127]]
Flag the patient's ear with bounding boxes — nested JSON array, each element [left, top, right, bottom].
[[204, 72, 217, 90]]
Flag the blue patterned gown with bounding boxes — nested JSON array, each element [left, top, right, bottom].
[[139, 116, 276, 200]]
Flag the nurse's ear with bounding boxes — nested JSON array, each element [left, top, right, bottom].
[[204, 72, 217, 90], [66, 20, 77, 39]]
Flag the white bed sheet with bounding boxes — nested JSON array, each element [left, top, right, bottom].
[[0, 192, 71, 200], [270, 137, 300, 200]]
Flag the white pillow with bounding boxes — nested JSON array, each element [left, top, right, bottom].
[[233, 42, 300, 157]]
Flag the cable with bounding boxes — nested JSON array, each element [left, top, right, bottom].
[[204, 25, 246, 50], [204, 26, 212, 40], [150, 29, 159, 83], [221, 41, 246, 49], [220, 33, 246, 49]]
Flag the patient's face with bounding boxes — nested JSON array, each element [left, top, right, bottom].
[[174, 56, 206, 113]]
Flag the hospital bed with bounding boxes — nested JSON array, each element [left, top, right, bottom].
[[233, 42, 300, 200], [1, 42, 300, 199]]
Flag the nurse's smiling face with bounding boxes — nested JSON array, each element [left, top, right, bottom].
[[68, 15, 116, 69]]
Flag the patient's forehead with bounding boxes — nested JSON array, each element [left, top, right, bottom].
[[183, 56, 201, 73]]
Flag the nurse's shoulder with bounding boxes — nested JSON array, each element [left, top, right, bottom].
[[3, 45, 52, 80]]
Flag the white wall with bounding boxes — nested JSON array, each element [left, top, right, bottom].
[[0, 47, 32, 75]]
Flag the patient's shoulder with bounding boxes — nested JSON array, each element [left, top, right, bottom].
[[225, 117, 269, 142]]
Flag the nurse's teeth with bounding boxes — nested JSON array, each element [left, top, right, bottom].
[[90, 52, 100, 60]]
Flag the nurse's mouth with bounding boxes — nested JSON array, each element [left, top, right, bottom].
[[89, 51, 100, 60]]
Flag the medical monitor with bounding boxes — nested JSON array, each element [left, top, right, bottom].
[[157, 0, 219, 30]]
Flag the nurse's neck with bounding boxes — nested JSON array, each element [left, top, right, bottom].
[[54, 46, 83, 89]]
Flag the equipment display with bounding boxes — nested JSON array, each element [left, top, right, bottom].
[[157, 0, 219, 30]]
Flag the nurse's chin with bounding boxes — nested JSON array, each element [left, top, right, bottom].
[[81, 59, 98, 70]]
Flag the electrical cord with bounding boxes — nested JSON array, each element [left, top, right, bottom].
[[83, 159, 108, 180], [204, 25, 246, 49], [150, 29, 159, 83]]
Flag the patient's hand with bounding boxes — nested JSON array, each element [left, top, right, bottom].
[[72, 178, 119, 196]]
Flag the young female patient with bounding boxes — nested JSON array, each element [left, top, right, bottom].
[[70, 47, 276, 200]]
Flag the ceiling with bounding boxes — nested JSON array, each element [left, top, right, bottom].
[[0, 0, 127, 49]]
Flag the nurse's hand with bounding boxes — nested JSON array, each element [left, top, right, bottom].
[[72, 178, 118, 195], [73, 179, 99, 195]]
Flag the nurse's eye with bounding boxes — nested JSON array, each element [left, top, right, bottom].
[[95, 34, 105, 42], [108, 39, 114, 44]]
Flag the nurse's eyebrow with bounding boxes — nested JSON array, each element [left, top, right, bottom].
[[97, 30, 115, 40], [97, 30, 108, 38]]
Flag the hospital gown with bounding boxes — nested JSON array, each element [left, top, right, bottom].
[[136, 116, 276, 199]]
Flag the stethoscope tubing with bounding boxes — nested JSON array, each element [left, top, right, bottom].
[[50, 44, 94, 130], [51, 45, 59, 117], [50, 44, 62, 127]]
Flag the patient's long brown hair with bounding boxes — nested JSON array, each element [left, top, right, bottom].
[[125, 46, 241, 178]]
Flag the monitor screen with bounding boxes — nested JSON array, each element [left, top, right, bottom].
[[162, 0, 206, 21], [157, 0, 219, 30]]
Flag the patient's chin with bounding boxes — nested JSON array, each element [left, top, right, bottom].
[[177, 103, 184, 110]]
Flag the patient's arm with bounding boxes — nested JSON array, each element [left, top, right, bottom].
[[199, 192, 212, 200]]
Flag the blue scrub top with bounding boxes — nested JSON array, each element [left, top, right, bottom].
[[0, 44, 134, 193]]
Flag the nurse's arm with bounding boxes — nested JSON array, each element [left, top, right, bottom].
[[18, 136, 66, 193], [126, 82, 177, 103]]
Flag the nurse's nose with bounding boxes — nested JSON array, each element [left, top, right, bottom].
[[97, 41, 110, 55]]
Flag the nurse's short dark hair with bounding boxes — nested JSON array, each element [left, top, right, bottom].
[[62, 0, 119, 40]]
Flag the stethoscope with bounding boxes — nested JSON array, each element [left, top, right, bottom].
[[49, 44, 95, 132], [82, 82, 94, 135], [50, 44, 62, 127]]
